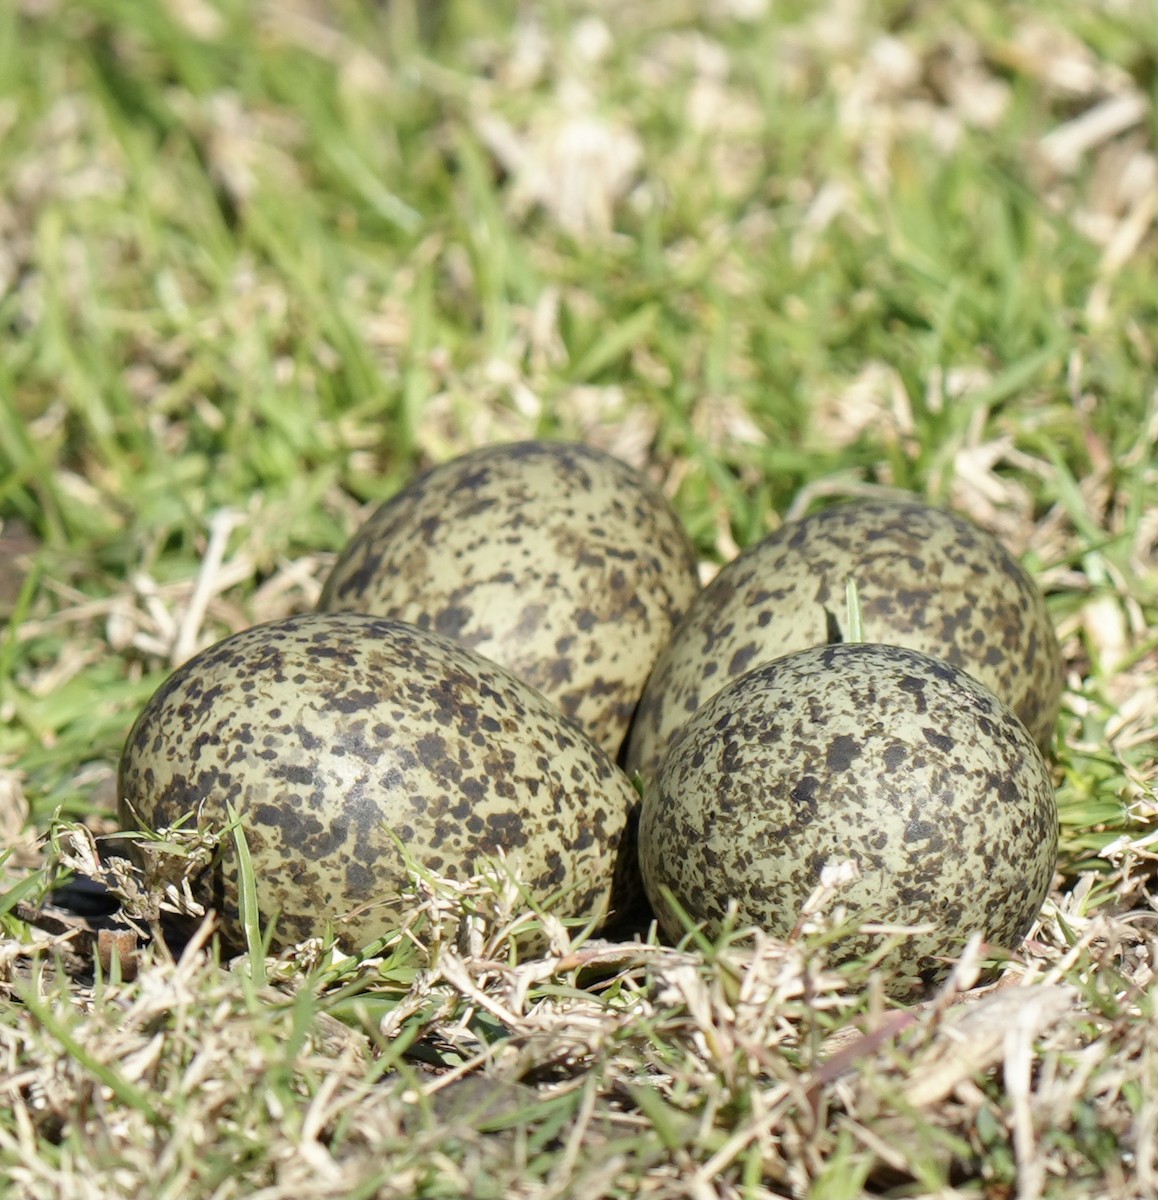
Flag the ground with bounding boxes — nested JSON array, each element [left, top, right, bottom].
[[0, 1, 1155, 1197]]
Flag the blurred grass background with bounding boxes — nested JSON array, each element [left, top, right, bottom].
[[0, 0, 1154, 866]]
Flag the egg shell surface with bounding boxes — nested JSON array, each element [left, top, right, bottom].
[[639, 642, 1058, 997], [626, 497, 1063, 781], [318, 441, 701, 758], [118, 613, 641, 951]]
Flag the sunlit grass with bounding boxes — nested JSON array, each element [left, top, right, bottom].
[[0, 0, 1154, 1195]]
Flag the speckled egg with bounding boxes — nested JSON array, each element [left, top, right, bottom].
[[639, 643, 1058, 996], [118, 612, 642, 951], [626, 497, 1063, 781], [318, 441, 701, 758]]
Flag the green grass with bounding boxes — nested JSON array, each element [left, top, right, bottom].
[[0, 0, 1155, 1195]]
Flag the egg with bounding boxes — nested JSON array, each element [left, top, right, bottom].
[[118, 613, 641, 951], [639, 643, 1058, 997], [318, 441, 701, 758], [626, 497, 1063, 781]]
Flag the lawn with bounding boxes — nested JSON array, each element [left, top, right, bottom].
[[0, 0, 1155, 1196]]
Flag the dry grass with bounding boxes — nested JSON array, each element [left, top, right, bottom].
[[0, 0, 1155, 1195], [6, 851, 1158, 1198]]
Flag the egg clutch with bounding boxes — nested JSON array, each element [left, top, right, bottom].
[[118, 441, 1062, 997]]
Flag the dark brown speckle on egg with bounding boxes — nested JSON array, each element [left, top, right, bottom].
[[626, 497, 1063, 782], [317, 441, 701, 758], [118, 613, 642, 952], [638, 643, 1058, 999]]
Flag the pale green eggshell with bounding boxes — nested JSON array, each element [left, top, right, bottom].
[[639, 643, 1058, 998], [626, 497, 1064, 782], [118, 613, 642, 951], [318, 441, 700, 758]]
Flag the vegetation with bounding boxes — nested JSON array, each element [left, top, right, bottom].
[[0, 0, 1154, 1195]]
